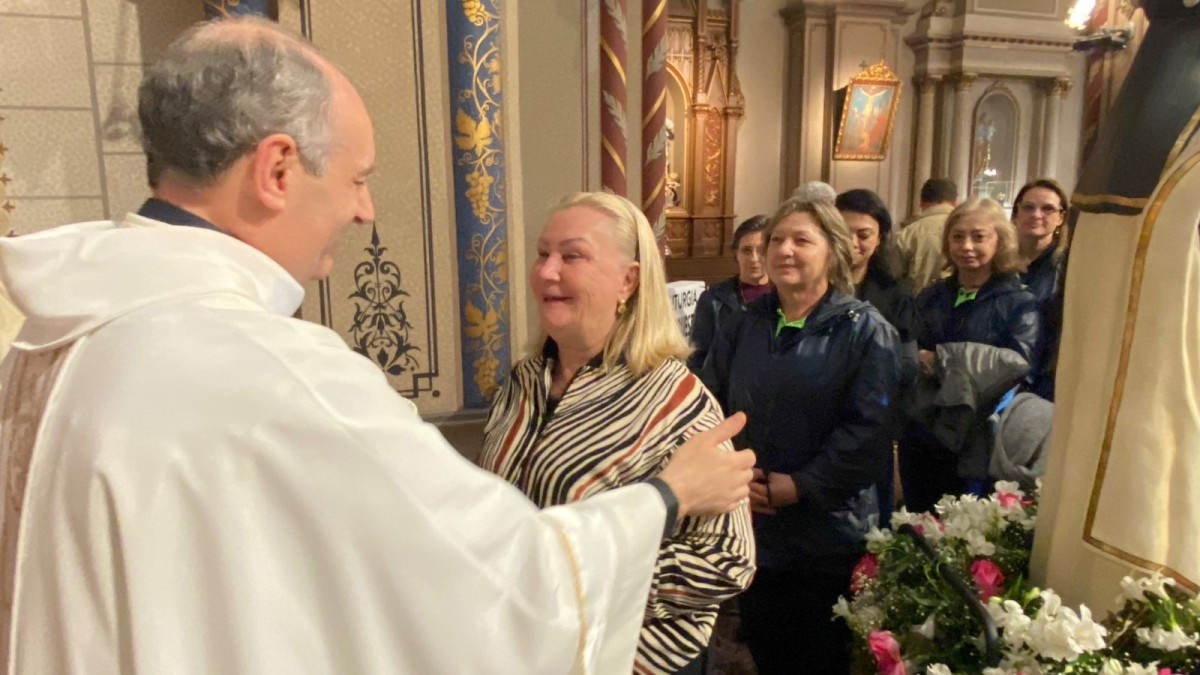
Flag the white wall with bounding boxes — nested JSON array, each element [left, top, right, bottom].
[[733, 0, 791, 219]]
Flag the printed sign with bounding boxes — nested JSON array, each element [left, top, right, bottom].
[[667, 280, 706, 339]]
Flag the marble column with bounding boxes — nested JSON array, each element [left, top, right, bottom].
[[203, 0, 271, 19], [642, 0, 669, 243], [912, 76, 939, 206], [1041, 77, 1073, 178], [600, 0, 630, 196], [948, 73, 977, 192]]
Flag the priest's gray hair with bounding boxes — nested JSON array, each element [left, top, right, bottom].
[[790, 181, 838, 205], [138, 17, 333, 186]]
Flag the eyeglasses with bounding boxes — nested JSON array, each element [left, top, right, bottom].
[[1017, 202, 1064, 216]]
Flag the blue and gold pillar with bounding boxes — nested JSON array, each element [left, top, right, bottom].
[[447, 0, 511, 408], [204, 0, 273, 19]]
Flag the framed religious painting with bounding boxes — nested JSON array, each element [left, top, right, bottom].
[[832, 62, 903, 161]]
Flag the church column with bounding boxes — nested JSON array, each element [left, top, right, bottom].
[[642, 0, 668, 246], [1041, 77, 1073, 178], [447, 0, 511, 407], [948, 73, 977, 192], [203, 0, 271, 18], [601, 0, 630, 196], [912, 76, 939, 206]]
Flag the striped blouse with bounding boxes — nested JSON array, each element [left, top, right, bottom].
[[480, 349, 755, 674]]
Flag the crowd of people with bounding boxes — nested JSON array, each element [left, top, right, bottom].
[[685, 177, 1066, 672], [0, 14, 1077, 675]]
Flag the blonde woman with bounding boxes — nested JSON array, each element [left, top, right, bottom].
[[479, 192, 755, 675], [700, 199, 902, 674], [901, 198, 1042, 511]]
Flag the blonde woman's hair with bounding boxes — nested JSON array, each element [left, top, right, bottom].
[[538, 191, 690, 377], [764, 198, 856, 295], [941, 198, 1023, 277]]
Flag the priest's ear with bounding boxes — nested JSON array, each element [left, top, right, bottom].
[[251, 133, 303, 212]]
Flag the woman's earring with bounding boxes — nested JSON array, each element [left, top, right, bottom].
[[617, 299, 627, 317]]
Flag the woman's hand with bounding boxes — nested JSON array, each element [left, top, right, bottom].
[[918, 349, 937, 378], [748, 469, 799, 515]]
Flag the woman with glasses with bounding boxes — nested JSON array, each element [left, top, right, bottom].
[[1012, 178, 1070, 302], [1012, 178, 1070, 400], [901, 199, 1041, 511]]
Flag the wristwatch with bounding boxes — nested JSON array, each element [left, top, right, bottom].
[[645, 477, 679, 538]]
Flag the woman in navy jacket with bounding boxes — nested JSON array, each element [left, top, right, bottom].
[[901, 198, 1041, 512], [686, 215, 771, 372], [702, 199, 901, 675]]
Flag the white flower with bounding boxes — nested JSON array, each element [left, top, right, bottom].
[[982, 668, 1021, 675], [832, 596, 853, 621], [891, 508, 921, 530], [926, 665, 953, 675], [1025, 592, 1107, 661], [1120, 575, 1148, 604], [993, 480, 1024, 498], [914, 613, 936, 640], [864, 526, 893, 552], [963, 529, 997, 556], [1101, 659, 1161, 675], [988, 598, 1033, 649], [1019, 514, 1037, 530], [1119, 571, 1177, 603], [1135, 625, 1198, 651]]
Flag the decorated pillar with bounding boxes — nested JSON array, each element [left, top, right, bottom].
[[912, 76, 938, 206], [642, 0, 669, 244], [447, 0, 511, 407], [203, 0, 272, 19], [601, 0, 630, 196], [1041, 77, 1072, 177], [948, 73, 977, 192]]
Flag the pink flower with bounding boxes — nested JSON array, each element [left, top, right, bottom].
[[868, 630, 906, 675], [851, 553, 879, 595], [971, 559, 1006, 601], [997, 492, 1021, 508], [1159, 669, 1173, 675]]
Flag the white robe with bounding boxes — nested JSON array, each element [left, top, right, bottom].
[[1032, 133, 1200, 610], [0, 214, 665, 674]]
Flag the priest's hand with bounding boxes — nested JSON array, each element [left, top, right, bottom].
[[657, 412, 755, 517]]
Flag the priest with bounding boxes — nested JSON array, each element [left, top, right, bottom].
[[1032, 0, 1200, 610], [0, 17, 755, 674]]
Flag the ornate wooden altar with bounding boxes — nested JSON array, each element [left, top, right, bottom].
[[662, 0, 743, 286]]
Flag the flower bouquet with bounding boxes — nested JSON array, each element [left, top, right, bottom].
[[835, 482, 1200, 674]]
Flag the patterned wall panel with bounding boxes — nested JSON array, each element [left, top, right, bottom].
[[446, 0, 511, 409], [295, 0, 462, 415]]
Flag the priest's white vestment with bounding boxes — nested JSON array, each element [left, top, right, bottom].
[[0, 214, 665, 674], [1032, 133, 1200, 611]]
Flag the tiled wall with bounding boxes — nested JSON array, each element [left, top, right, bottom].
[[0, 0, 203, 234]]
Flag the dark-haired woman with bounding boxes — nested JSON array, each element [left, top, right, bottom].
[[836, 189, 918, 523], [687, 216, 772, 372], [1012, 178, 1070, 400]]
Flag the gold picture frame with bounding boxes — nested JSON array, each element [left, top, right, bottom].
[[833, 61, 903, 161]]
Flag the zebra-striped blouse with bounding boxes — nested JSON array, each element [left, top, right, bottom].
[[480, 351, 755, 674]]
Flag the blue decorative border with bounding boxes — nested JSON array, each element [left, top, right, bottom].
[[204, 0, 272, 18], [446, 0, 511, 408]]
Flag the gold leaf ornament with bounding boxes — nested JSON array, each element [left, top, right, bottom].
[[464, 301, 500, 340], [454, 109, 493, 156]]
